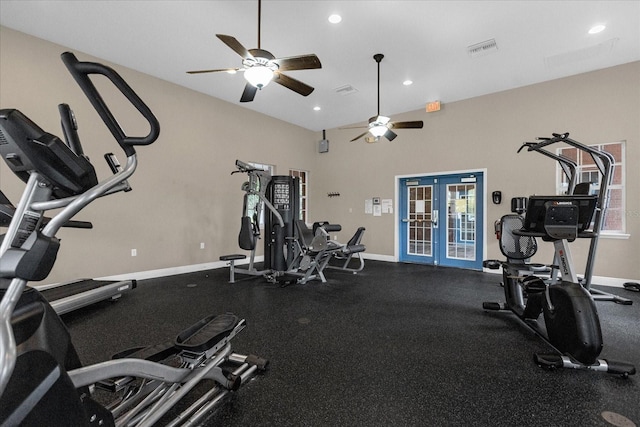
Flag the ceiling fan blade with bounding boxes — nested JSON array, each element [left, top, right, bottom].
[[274, 54, 322, 71], [350, 131, 370, 142], [216, 34, 254, 59], [273, 72, 314, 96], [390, 121, 424, 129], [240, 83, 258, 103], [384, 129, 398, 141], [248, 48, 275, 60], [187, 68, 239, 74]]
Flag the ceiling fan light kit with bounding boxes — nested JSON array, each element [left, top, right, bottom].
[[369, 125, 388, 138], [244, 65, 274, 88]]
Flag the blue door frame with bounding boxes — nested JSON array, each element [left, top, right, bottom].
[[399, 172, 484, 270]]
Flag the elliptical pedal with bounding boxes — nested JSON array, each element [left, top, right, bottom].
[[175, 313, 245, 357]]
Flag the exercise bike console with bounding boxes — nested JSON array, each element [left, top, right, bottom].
[[518, 195, 597, 241]]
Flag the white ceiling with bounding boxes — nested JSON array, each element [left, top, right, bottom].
[[1, 1, 639, 132]]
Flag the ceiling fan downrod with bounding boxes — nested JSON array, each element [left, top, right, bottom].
[[257, 0, 262, 49], [374, 53, 384, 116]]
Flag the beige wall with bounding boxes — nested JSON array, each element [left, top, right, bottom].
[[0, 27, 317, 283], [1, 26, 639, 284], [313, 61, 640, 282]]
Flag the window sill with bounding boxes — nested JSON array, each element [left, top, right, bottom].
[[600, 232, 630, 240]]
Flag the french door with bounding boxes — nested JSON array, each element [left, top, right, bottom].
[[398, 172, 484, 270]]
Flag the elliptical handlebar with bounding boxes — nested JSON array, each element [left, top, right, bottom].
[[0, 52, 160, 398], [61, 52, 160, 157]]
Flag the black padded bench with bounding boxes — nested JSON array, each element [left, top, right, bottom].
[[219, 254, 246, 283]]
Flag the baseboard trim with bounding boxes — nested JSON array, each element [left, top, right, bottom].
[[95, 254, 636, 289], [482, 266, 637, 289], [96, 256, 260, 282]]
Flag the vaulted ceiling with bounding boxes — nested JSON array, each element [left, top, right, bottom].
[[1, 1, 639, 132]]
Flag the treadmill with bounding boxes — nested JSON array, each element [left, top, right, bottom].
[[1, 189, 136, 315]]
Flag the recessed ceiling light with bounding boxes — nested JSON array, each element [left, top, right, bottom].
[[403, 80, 413, 86], [589, 24, 606, 34], [328, 14, 342, 24], [313, 106, 321, 111]]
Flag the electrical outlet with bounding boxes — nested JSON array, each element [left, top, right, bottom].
[[200, 242, 205, 249], [131, 249, 137, 257]]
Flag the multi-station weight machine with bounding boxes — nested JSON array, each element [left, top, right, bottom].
[[220, 160, 366, 285]]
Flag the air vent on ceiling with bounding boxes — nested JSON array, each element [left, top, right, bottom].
[[467, 39, 498, 58], [334, 84, 358, 96]]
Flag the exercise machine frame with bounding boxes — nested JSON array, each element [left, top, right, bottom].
[[518, 133, 631, 304], [228, 161, 367, 285], [0, 52, 267, 426]]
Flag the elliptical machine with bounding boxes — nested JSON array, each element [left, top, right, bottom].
[[483, 133, 635, 377], [0, 52, 267, 426]]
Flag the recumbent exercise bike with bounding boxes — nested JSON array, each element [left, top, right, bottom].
[[483, 134, 635, 377], [0, 52, 267, 426]]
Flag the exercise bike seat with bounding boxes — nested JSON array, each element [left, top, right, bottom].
[[175, 313, 240, 353]]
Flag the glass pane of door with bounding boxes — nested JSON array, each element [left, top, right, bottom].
[[408, 185, 433, 256], [445, 183, 476, 261]]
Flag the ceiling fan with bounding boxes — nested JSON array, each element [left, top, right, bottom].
[[347, 54, 423, 142], [187, 0, 321, 103]]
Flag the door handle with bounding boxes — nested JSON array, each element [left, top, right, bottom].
[[432, 210, 439, 227]]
